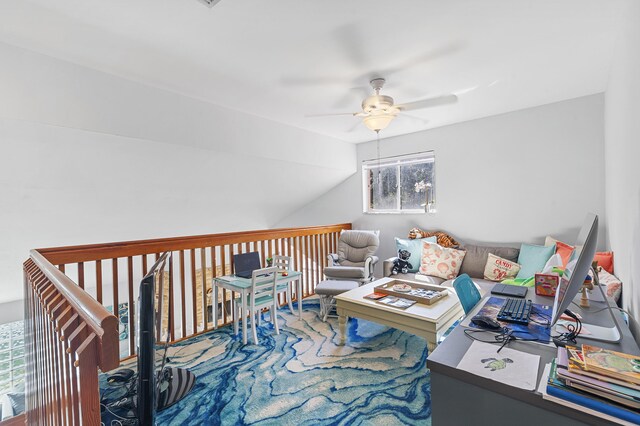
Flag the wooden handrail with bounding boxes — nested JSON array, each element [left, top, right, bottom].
[[24, 252, 120, 425], [37, 223, 352, 265], [24, 223, 351, 424], [29, 250, 119, 371]]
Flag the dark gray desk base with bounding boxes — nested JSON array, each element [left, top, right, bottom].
[[432, 372, 597, 426], [427, 289, 639, 426]]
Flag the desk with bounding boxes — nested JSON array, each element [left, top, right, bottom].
[[335, 277, 464, 351], [213, 271, 303, 344], [427, 285, 640, 426]]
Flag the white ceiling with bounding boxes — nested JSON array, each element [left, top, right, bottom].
[[0, 0, 625, 143]]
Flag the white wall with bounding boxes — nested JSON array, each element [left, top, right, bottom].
[[604, 0, 640, 337], [278, 95, 606, 273], [0, 42, 356, 322]]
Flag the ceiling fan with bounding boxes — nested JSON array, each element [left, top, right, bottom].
[[308, 78, 458, 132]]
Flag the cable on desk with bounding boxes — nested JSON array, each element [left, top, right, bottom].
[[463, 327, 539, 353], [551, 309, 582, 346]]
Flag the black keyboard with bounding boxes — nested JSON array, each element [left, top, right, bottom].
[[497, 298, 532, 325]]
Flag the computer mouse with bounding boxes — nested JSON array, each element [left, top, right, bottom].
[[471, 315, 502, 330]]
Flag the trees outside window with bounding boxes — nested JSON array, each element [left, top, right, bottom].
[[363, 151, 436, 214]]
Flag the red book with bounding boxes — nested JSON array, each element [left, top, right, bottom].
[[364, 292, 386, 300]]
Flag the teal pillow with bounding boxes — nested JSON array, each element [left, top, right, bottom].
[[516, 243, 556, 279], [395, 236, 437, 273]]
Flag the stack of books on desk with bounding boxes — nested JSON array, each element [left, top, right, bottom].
[[545, 344, 640, 424]]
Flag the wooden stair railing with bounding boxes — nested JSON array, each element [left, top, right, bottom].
[[24, 250, 119, 425], [35, 223, 352, 359], [22, 223, 351, 425]]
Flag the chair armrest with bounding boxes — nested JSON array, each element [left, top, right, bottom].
[[327, 253, 339, 267], [364, 255, 379, 280], [383, 257, 397, 277]]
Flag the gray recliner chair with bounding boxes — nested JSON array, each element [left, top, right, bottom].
[[324, 230, 380, 285]]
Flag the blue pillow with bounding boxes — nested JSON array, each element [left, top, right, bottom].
[[516, 243, 556, 279], [395, 236, 437, 273]]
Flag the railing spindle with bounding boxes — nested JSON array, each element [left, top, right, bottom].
[[95, 260, 102, 304], [179, 251, 187, 339], [78, 262, 84, 289], [127, 256, 135, 356]]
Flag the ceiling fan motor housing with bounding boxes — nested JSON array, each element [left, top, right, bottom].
[[362, 95, 395, 113]]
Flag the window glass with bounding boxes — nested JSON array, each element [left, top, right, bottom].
[[362, 151, 435, 214]]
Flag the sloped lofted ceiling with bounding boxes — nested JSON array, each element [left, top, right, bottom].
[[0, 0, 625, 143]]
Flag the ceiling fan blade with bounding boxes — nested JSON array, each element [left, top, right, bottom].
[[281, 76, 347, 87], [305, 112, 358, 118], [396, 94, 458, 111], [380, 41, 464, 78], [333, 86, 371, 109], [397, 113, 429, 126]]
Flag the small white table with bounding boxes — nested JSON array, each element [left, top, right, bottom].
[[335, 277, 464, 351], [213, 271, 303, 344]]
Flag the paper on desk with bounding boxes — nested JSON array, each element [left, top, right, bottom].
[[457, 341, 540, 390]]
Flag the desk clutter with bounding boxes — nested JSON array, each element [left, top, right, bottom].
[[543, 344, 640, 424], [465, 296, 553, 343]]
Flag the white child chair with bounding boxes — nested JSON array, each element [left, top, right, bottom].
[[234, 266, 280, 344]]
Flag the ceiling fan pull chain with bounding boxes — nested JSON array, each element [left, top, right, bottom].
[[376, 130, 382, 185]]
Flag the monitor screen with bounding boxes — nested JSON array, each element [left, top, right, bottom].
[[550, 213, 599, 325]]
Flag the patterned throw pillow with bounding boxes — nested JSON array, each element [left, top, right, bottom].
[[419, 242, 466, 279], [395, 236, 438, 273], [483, 254, 522, 281]]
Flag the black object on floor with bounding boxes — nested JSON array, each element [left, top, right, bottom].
[[157, 367, 197, 411]]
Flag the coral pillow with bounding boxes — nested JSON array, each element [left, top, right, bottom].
[[544, 236, 574, 267], [420, 242, 466, 280], [483, 254, 522, 282], [555, 241, 575, 267], [594, 251, 614, 274]]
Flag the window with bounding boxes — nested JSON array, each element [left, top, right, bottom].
[[0, 320, 25, 396], [362, 151, 436, 214]]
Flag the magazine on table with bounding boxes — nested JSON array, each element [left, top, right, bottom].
[[376, 296, 416, 309]]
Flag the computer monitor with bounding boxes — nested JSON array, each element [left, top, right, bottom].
[[551, 213, 622, 343]]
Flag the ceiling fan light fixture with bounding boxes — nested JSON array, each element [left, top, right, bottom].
[[363, 113, 395, 132]]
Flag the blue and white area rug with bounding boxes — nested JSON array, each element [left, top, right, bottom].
[[113, 299, 431, 425]]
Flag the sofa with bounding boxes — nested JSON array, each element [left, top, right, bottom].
[[383, 242, 521, 295], [383, 238, 623, 304]]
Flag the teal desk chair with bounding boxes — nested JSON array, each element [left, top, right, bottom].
[[453, 274, 482, 315]]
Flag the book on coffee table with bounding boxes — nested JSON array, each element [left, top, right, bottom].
[[364, 292, 386, 300], [377, 296, 416, 309]]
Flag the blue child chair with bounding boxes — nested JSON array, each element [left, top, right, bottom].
[[453, 273, 482, 315]]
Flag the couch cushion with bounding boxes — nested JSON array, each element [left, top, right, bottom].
[[483, 253, 521, 281], [395, 236, 437, 273], [594, 251, 614, 274], [516, 243, 556, 279], [419, 242, 466, 280], [459, 244, 520, 279], [412, 273, 446, 285], [544, 236, 575, 267], [441, 277, 494, 296]]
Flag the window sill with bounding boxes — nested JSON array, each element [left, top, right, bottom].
[[363, 210, 435, 215]]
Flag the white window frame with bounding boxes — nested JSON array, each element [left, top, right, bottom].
[[362, 151, 436, 214]]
